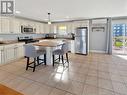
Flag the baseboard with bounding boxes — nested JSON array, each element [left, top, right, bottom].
[[90, 50, 106, 53]]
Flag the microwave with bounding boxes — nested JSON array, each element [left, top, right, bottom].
[[21, 26, 34, 33]]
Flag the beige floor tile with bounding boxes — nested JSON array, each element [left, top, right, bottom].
[[0, 70, 11, 81], [0, 53, 127, 95], [98, 71, 111, 80], [22, 82, 41, 95], [56, 79, 72, 91], [45, 73, 61, 87], [98, 78, 113, 91], [82, 84, 98, 95], [6, 76, 25, 89], [112, 81, 127, 95], [122, 76, 127, 83], [119, 70, 127, 76], [15, 79, 34, 91], [85, 75, 98, 86], [49, 88, 66, 95], [1, 74, 19, 86], [65, 93, 74, 95], [99, 88, 115, 95], [34, 85, 52, 95], [88, 69, 98, 77], [77, 67, 89, 75], [67, 81, 84, 95], [110, 75, 124, 83], [69, 72, 86, 83]]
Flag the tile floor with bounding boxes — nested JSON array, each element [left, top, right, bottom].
[[0, 53, 127, 95]]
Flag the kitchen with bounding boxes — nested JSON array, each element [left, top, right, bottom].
[[0, 0, 127, 95], [0, 16, 91, 65]]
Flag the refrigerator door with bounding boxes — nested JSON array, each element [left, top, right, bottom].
[[75, 37, 87, 54], [75, 27, 87, 37]]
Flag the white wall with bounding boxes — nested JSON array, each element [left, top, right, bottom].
[[112, 19, 127, 24], [89, 19, 107, 53], [89, 19, 108, 53]]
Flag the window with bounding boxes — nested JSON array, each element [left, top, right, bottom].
[[58, 26, 67, 35]]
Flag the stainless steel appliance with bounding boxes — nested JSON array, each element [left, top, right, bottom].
[[18, 36, 39, 44], [75, 27, 88, 55], [21, 25, 34, 33]]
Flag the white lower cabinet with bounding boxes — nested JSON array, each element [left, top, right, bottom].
[[4, 44, 15, 63], [14, 43, 24, 59], [0, 46, 4, 64], [0, 43, 24, 65]]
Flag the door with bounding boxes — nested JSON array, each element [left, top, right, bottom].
[[112, 24, 127, 55]]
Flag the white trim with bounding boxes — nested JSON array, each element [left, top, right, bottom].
[[90, 50, 106, 53]]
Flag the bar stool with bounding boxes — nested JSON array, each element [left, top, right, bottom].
[[24, 44, 46, 72], [52, 42, 69, 67]]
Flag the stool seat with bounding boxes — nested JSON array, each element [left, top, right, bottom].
[[52, 41, 69, 67], [53, 49, 64, 55], [24, 44, 46, 72]]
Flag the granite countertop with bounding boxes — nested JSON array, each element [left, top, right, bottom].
[[0, 40, 25, 46], [0, 37, 74, 46]]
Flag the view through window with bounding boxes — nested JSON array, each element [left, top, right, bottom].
[[113, 24, 127, 54], [58, 26, 67, 35]]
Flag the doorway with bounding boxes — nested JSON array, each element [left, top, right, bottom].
[[112, 24, 127, 55]]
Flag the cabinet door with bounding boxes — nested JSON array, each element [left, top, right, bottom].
[[35, 23, 40, 33], [0, 18, 1, 33], [1, 18, 10, 34], [0, 46, 4, 64], [15, 43, 24, 58], [17, 45, 24, 58], [4, 45, 15, 63], [13, 19, 21, 34], [40, 23, 44, 33], [0, 51, 2, 64]]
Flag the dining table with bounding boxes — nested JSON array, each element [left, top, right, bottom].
[[33, 40, 65, 65]]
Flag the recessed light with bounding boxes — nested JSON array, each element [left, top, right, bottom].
[[15, 11, 21, 14]]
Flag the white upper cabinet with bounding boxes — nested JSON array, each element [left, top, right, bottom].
[[10, 18, 21, 34], [0, 16, 45, 34], [1, 17, 10, 34], [35, 22, 40, 34], [0, 18, 1, 33], [40, 23, 44, 33]]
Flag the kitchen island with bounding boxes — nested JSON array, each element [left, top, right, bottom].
[[33, 40, 65, 65]]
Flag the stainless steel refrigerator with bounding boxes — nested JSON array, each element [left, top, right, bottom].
[[75, 27, 88, 55]]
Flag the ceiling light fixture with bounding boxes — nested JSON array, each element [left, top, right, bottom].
[[48, 13, 51, 24]]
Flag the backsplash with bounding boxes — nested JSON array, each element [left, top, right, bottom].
[[0, 34, 45, 41]]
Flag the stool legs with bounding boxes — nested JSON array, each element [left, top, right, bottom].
[[53, 55, 55, 66], [62, 55, 64, 67], [33, 58, 36, 72], [26, 57, 29, 70], [59, 55, 60, 62], [44, 54, 46, 65], [66, 53, 69, 67], [52, 53, 69, 67], [26, 54, 46, 72]]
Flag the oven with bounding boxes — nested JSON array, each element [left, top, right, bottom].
[[18, 36, 39, 44]]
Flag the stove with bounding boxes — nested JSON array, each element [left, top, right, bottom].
[[18, 36, 39, 44]]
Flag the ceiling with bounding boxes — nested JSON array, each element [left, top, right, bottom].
[[15, 0, 127, 22]]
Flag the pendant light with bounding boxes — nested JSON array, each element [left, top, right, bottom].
[[48, 13, 51, 24]]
